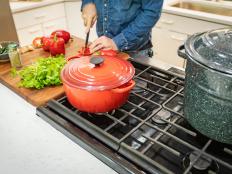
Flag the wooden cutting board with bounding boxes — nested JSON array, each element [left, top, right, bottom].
[[0, 37, 129, 106]]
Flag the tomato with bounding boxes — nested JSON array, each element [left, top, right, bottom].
[[84, 47, 91, 56], [50, 36, 65, 56], [32, 37, 43, 48], [51, 30, 70, 44], [78, 47, 91, 56], [42, 37, 51, 52]]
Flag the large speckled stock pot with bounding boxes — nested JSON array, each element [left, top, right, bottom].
[[178, 28, 232, 144]]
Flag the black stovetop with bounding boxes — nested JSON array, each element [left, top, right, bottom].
[[36, 59, 232, 174]]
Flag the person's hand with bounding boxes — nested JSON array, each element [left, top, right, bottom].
[[82, 3, 97, 33], [89, 36, 118, 53]]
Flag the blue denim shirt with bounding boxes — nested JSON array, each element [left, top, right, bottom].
[[82, 0, 163, 52]]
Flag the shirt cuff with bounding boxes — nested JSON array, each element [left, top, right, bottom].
[[81, 0, 94, 11], [112, 33, 129, 51]]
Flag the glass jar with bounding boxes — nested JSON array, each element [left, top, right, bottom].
[[8, 44, 22, 68]]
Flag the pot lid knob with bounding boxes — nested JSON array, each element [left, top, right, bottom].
[[90, 57, 104, 67]]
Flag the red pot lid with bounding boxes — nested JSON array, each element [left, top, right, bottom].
[[61, 56, 135, 90]]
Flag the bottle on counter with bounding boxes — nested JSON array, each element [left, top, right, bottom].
[[8, 43, 22, 68]]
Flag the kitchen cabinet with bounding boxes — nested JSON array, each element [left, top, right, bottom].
[[13, 3, 67, 46], [152, 27, 187, 68], [64, 1, 98, 42], [12, 1, 99, 46], [17, 24, 43, 46], [42, 17, 67, 36], [152, 13, 228, 68]]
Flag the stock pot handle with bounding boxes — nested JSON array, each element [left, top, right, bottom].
[[112, 80, 135, 93], [178, 45, 188, 59]]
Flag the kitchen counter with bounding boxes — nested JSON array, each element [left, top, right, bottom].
[[0, 57, 179, 174], [10, 0, 232, 25], [163, 0, 232, 26], [10, 0, 65, 13], [0, 84, 117, 174]]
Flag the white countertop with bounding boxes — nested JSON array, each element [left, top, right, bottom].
[[0, 84, 117, 174], [163, 0, 232, 26], [0, 57, 181, 174], [10, 0, 232, 26], [10, 0, 64, 13]]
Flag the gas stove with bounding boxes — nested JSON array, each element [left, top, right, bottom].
[[36, 59, 232, 174]]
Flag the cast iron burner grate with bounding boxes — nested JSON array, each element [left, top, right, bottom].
[[37, 59, 232, 174]]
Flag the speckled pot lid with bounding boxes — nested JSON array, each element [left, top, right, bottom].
[[185, 28, 232, 75]]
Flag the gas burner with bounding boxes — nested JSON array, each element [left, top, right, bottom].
[[158, 91, 170, 101], [183, 151, 219, 174], [132, 85, 146, 93], [131, 125, 157, 150], [88, 110, 115, 117], [132, 80, 149, 96], [152, 109, 171, 125], [173, 104, 182, 113]]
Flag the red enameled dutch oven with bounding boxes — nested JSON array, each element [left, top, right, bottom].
[[61, 51, 135, 113]]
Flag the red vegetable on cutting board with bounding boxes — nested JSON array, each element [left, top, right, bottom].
[[51, 30, 70, 43], [31, 30, 70, 56], [49, 35, 65, 56], [32, 37, 43, 48], [42, 36, 51, 51]]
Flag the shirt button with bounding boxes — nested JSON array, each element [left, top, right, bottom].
[[104, 3, 107, 7], [105, 30, 108, 33], [125, 46, 128, 50], [104, 17, 107, 21]]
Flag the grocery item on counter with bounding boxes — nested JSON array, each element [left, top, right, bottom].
[[0, 41, 19, 62], [12, 55, 66, 89], [0, 44, 9, 55], [32, 37, 43, 48], [19, 45, 35, 54], [51, 30, 71, 43], [8, 43, 22, 68], [78, 46, 91, 56], [49, 36, 65, 56], [42, 36, 51, 51], [32, 30, 70, 56], [70, 48, 118, 60]]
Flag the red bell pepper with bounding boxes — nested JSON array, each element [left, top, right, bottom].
[[49, 35, 65, 56], [42, 36, 51, 52], [51, 30, 70, 44]]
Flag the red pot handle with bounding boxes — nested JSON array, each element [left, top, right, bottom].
[[99, 49, 118, 56], [67, 47, 91, 61], [111, 80, 135, 93], [67, 49, 117, 61]]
